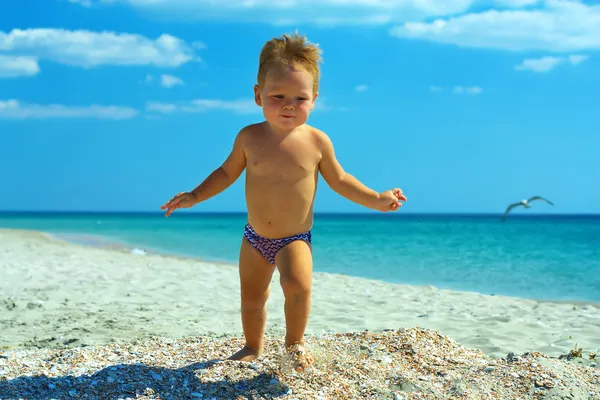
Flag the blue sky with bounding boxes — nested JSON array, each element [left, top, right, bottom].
[[1, 0, 598, 214]]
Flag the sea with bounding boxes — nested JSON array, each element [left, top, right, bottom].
[[1, 212, 599, 303]]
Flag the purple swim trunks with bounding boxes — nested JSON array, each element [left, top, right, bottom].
[[243, 223, 312, 265]]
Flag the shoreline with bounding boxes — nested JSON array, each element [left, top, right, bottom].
[[12, 227, 600, 306], [1, 228, 599, 362]]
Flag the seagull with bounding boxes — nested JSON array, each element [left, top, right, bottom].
[[502, 196, 554, 221]]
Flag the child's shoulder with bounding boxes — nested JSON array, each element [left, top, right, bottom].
[[233, 123, 266, 146], [235, 123, 331, 146], [239, 122, 267, 135], [303, 124, 332, 147], [296, 124, 327, 141]]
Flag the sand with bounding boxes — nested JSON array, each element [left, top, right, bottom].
[[1, 228, 599, 362], [1, 329, 598, 399]]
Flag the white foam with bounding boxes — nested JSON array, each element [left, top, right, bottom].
[[131, 248, 147, 256]]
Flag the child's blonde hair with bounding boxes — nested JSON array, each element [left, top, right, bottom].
[[257, 33, 323, 94]]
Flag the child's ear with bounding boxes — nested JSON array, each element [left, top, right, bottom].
[[254, 85, 262, 106], [311, 92, 319, 109]]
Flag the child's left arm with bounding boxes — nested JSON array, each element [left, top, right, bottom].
[[317, 131, 406, 212]]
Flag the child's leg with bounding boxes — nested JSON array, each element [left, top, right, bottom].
[[228, 238, 276, 362], [275, 240, 314, 370]]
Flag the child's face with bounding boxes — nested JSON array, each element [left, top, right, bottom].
[[254, 65, 318, 131]]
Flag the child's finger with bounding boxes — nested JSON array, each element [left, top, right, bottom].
[[392, 188, 406, 200], [160, 201, 173, 209], [165, 206, 177, 217], [165, 192, 184, 206], [167, 197, 182, 208]]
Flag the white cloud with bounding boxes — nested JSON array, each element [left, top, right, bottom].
[[70, 0, 477, 25], [68, 0, 92, 6], [355, 84, 368, 92], [428, 85, 481, 94], [568, 54, 589, 65], [146, 97, 339, 115], [0, 28, 197, 68], [160, 74, 184, 88], [313, 97, 333, 112], [453, 86, 483, 95], [389, 1, 600, 52], [146, 102, 177, 113], [514, 56, 563, 72], [493, 0, 540, 7], [514, 53, 589, 72], [146, 99, 259, 115], [0, 55, 40, 78], [0, 99, 138, 119]]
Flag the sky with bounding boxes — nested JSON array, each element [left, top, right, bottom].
[[1, 0, 598, 214]]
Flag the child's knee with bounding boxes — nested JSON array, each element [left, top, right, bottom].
[[241, 289, 269, 309], [280, 276, 311, 298]]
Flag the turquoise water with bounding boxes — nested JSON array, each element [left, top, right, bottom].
[[1, 212, 599, 302]]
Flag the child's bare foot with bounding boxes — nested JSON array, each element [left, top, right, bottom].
[[228, 345, 262, 362], [287, 343, 314, 372]]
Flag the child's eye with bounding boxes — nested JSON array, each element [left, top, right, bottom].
[[273, 95, 284, 99], [295, 97, 306, 101]]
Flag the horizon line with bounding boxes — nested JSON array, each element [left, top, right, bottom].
[[1, 210, 599, 217]]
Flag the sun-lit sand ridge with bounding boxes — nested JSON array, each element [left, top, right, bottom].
[[0, 229, 598, 399]]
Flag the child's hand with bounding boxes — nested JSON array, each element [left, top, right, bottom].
[[376, 188, 407, 212], [160, 192, 197, 218]]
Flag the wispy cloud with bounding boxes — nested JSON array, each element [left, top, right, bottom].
[[68, 0, 477, 25], [0, 28, 198, 68], [514, 56, 563, 72], [146, 97, 339, 115], [0, 99, 138, 119], [568, 54, 589, 66], [160, 74, 184, 88], [146, 102, 178, 114], [428, 85, 481, 94], [0, 55, 40, 78], [453, 86, 483, 95], [354, 84, 368, 93], [493, 0, 539, 7], [67, 0, 92, 6], [313, 97, 335, 112], [389, 1, 600, 52], [146, 99, 259, 115], [514, 54, 589, 72]]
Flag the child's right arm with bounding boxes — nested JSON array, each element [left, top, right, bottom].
[[160, 129, 247, 216], [190, 129, 247, 203]]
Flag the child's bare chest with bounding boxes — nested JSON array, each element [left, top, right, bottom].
[[246, 139, 319, 179]]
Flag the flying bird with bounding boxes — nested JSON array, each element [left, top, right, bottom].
[[502, 196, 554, 221]]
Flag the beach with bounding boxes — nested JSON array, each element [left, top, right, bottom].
[[1, 228, 600, 358], [1, 228, 599, 398]]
